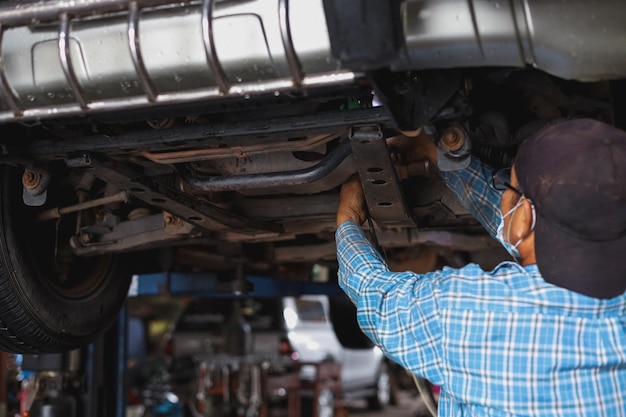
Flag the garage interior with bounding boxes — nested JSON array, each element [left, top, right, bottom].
[[3, 271, 452, 417], [0, 0, 621, 415]]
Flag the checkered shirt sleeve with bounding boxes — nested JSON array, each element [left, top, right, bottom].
[[438, 156, 504, 239], [336, 157, 626, 417]]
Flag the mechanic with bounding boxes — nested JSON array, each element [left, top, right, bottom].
[[335, 118, 626, 416]]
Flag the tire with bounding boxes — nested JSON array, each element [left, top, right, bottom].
[[366, 362, 392, 410], [0, 166, 131, 353]]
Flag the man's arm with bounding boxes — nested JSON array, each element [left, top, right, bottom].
[[439, 158, 504, 239], [335, 177, 444, 384], [334, 133, 505, 384], [336, 222, 445, 384]]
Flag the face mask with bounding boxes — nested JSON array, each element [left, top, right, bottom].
[[496, 197, 526, 259]]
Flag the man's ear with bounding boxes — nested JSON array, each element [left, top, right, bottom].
[[510, 197, 535, 241]]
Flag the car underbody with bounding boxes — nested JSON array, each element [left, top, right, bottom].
[[0, 0, 623, 352]]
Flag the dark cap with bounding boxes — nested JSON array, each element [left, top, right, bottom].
[[515, 118, 626, 299]]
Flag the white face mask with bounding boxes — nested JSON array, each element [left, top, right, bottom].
[[496, 196, 533, 259]]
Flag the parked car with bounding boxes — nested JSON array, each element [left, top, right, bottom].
[[0, 0, 622, 353], [169, 294, 392, 413]]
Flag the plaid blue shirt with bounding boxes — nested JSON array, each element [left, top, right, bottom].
[[336, 157, 626, 416]]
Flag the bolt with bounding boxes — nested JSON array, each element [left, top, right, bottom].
[[440, 127, 466, 152], [22, 170, 41, 190], [163, 212, 182, 226]]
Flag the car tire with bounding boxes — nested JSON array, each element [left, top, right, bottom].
[[366, 361, 392, 410], [0, 166, 131, 353]]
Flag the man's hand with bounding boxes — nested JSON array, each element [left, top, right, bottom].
[[386, 129, 438, 165], [337, 175, 367, 227], [337, 129, 436, 228]]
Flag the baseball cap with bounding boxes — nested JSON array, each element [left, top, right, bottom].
[[514, 118, 626, 299]]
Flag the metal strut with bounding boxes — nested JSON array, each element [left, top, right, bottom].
[[349, 125, 415, 226]]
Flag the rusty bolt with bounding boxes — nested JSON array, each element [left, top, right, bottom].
[[163, 212, 182, 226], [22, 170, 42, 190], [440, 127, 466, 152]]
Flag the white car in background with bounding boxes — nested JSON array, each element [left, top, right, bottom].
[[281, 295, 392, 411]]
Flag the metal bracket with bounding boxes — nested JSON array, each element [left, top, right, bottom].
[[349, 125, 415, 227], [69, 212, 197, 256]]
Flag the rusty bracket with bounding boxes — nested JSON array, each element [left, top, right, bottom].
[[349, 125, 415, 227]]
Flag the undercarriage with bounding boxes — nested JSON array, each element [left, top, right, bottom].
[[0, 0, 622, 352]]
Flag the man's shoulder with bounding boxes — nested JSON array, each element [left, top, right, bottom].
[[435, 261, 538, 307], [439, 260, 528, 281]]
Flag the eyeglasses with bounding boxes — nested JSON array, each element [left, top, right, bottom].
[[492, 167, 524, 195]]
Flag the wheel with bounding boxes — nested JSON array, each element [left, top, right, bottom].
[[366, 361, 392, 410], [0, 166, 131, 353]]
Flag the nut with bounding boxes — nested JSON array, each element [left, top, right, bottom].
[[440, 127, 466, 152], [163, 212, 183, 226], [22, 170, 41, 190]]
